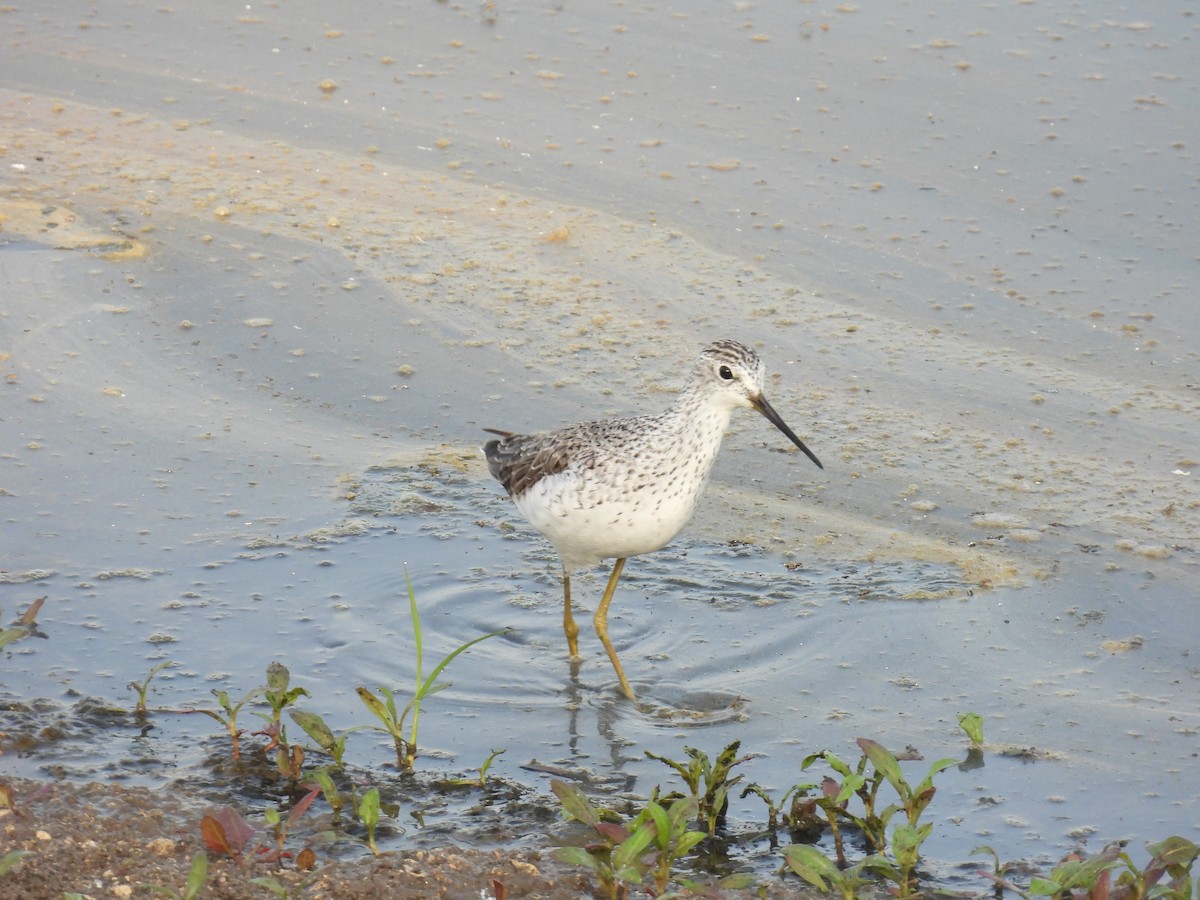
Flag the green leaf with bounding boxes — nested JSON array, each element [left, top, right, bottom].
[[359, 787, 382, 855], [862, 854, 901, 880], [958, 711, 985, 746], [377, 684, 399, 721], [667, 796, 698, 830], [710, 784, 729, 816], [290, 709, 336, 751], [612, 821, 655, 872], [405, 565, 423, 684], [266, 661, 290, 693], [551, 779, 601, 828], [355, 687, 396, 731], [857, 738, 904, 795], [414, 680, 451, 703], [188, 708, 227, 726], [783, 844, 837, 889], [835, 773, 865, 804], [1028, 876, 1064, 895], [915, 757, 961, 794], [279, 686, 311, 707], [310, 770, 342, 815], [892, 822, 932, 866], [809, 750, 852, 777], [646, 750, 693, 785], [613, 865, 645, 884], [0, 851, 32, 877], [552, 846, 599, 872], [645, 801, 670, 850], [713, 740, 743, 775], [183, 851, 208, 900], [358, 787, 381, 829], [416, 630, 510, 699], [675, 830, 706, 856], [478, 747, 505, 782], [1147, 835, 1200, 869], [1049, 846, 1123, 891]]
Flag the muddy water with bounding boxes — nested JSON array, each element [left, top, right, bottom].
[[2, 0, 1197, 884]]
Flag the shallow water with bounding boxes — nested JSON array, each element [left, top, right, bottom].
[[2, 0, 1198, 886]]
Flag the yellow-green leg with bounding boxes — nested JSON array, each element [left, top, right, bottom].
[[594, 558, 635, 700], [562, 570, 580, 659]]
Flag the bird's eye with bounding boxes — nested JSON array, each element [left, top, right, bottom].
[[718, 365, 734, 380]]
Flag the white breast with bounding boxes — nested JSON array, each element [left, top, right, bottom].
[[513, 405, 731, 573]]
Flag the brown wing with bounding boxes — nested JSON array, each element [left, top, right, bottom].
[[482, 430, 575, 498], [482, 414, 657, 498]]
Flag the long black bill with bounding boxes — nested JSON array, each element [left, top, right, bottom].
[[751, 394, 823, 470]]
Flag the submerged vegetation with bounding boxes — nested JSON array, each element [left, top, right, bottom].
[[2, 588, 1197, 898]]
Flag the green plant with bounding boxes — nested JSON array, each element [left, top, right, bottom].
[[273, 735, 306, 780], [741, 781, 821, 835], [357, 566, 507, 772], [1114, 836, 1199, 900], [799, 749, 867, 865], [476, 747, 506, 785], [787, 737, 959, 897], [853, 738, 955, 894], [302, 768, 400, 844], [860, 736, 956, 825], [783, 843, 874, 900], [0, 596, 45, 651], [445, 748, 507, 788], [634, 795, 708, 895], [958, 711, 986, 772], [259, 661, 311, 735], [976, 836, 1200, 900], [803, 738, 955, 858], [646, 740, 752, 836], [959, 711, 985, 748], [359, 787, 382, 855], [862, 821, 933, 896], [129, 660, 175, 716], [209, 664, 311, 778], [551, 779, 653, 899], [309, 768, 348, 823], [1035, 846, 1126, 899], [185, 685, 264, 761], [141, 850, 208, 899], [550, 779, 720, 898]]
